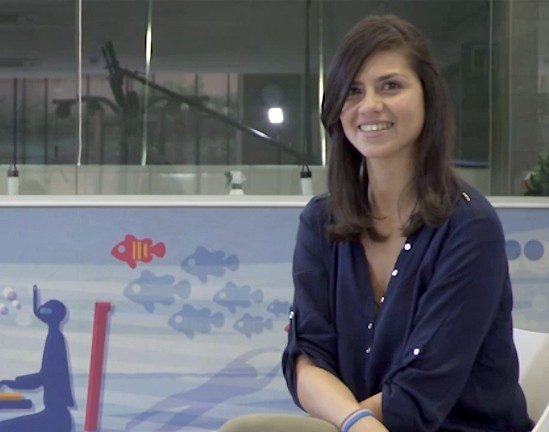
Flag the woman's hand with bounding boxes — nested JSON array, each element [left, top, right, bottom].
[[295, 356, 389, 431]]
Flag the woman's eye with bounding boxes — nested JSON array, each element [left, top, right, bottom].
[[346, 86, 361, 97], [382, 81, 400, 91]]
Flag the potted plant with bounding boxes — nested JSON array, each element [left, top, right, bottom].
[[524, 150, 549, 196]]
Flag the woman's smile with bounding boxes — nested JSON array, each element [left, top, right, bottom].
[[358, 122, 394, 133]]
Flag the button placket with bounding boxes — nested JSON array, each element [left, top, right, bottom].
[[366, 320, 374, 355], [383, 241, 409, 303], [366, 240, 413, 360]]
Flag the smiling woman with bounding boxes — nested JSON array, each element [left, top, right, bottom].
[[219, 13, 534, 432]]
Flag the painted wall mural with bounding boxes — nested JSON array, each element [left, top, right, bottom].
[[0, 205, 547, 431]]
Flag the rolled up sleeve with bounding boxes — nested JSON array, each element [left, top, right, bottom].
[[282, 197, 337, 409]]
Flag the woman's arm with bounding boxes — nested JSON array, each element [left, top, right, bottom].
[[296, 355, 388, 432], [283, 197, 388, 431], [380, 206, 513, 431], [359, 393, 383, 420]]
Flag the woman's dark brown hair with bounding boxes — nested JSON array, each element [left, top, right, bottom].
[[322, 14, 460, 241]]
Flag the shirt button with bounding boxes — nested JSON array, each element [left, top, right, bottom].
[[404, 242, 412, 251], [391, 269, 399, 277], [288, 310, 295, 319], [380, 296, 385, 304], [366, 347, 371, 354], [367, 322, 373, 330], [413, 348, 421, 356]]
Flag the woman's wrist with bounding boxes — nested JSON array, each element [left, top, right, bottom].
[[340, 408, 375, 432]]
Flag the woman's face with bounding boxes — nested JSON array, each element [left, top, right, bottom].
[[339, 49, 425, 162]]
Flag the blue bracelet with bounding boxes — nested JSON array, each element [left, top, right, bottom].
[[340, 408, 375, 432]]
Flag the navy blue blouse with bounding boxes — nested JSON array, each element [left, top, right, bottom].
[[282, 184, 533, 432]]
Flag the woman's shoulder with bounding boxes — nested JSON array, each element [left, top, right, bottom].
[[448, 181, 502, 230], [300, 192, 331, 228]]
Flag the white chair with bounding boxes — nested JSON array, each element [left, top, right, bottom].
[[513, 328, 549, 432]]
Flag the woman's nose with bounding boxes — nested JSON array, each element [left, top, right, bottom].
[[358, 92, 383, 113]]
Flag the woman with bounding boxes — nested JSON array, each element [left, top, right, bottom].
[[220, 14, 533, 432]]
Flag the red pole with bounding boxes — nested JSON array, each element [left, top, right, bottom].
[[84, 302, 112, 432]]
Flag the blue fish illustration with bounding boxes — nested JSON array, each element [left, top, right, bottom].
[[213, 282, 263, 313], [168, 303, 224, 339], [233, 313, 273, 338], [266, 299, 290, 317], [124, 270, 191, 313], [180, 246, 239, 283]]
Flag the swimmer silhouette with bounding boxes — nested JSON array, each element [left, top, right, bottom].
[[0, 285, 74, 432], [126, 348, 280, 432]]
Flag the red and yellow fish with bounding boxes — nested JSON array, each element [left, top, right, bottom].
[[111, 234, 166, 269]]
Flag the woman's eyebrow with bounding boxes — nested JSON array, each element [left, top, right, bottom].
[[376, 72, 407, 81]]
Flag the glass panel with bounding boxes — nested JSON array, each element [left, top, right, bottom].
[[76, 0, 318, 194], [0, 79, 15, 165], [509, 0, 548, 196], [0, 0, 545, 195], [0, 1, 77, 194], [81, 0, 313, 168], [141, 72, 240, 166], [49, 78, 79, 164]]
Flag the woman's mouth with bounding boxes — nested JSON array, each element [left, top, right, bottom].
[[359, 122, 393, 132]]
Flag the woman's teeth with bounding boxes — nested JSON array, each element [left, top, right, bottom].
[[359, 122, 392, 132]]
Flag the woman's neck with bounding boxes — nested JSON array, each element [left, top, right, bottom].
[[366, 157, 417, 229]]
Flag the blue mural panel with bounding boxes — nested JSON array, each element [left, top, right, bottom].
[[0, 204, 546, 431], [498, 208, 549, 333]]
